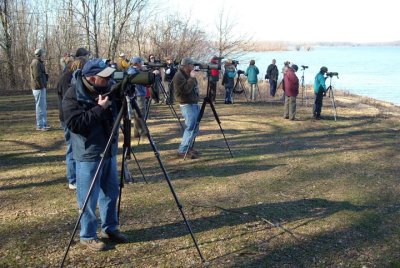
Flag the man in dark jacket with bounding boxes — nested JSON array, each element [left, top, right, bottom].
[[163, 57, 177, 104], [283, 64, 299, 120], [30, 48, 50, 130], [56, 57, 87, 190], [266, 59, 279, 97], [62, 58, 128, 251], [173, 57, 200, 159]]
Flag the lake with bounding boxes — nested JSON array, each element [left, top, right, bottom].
[[235, 46, 400, 105]]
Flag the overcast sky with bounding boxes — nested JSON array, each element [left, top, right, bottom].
[[164, 0, 399, 43]]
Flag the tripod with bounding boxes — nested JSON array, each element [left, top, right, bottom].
[[300, 67, 308, 106], [232, 74, 249, 102], [60, 85, 205, 267], [144, 77, 184, 131], [326, 76, 338, 121], [184, 69, 233, 159]]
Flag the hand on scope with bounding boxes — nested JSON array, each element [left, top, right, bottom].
[[98, 95, 111, 109]]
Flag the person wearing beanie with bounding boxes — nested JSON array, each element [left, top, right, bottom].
[[30, 48, 50, 131], [283, 64, 299, 120], [62, 58, 128, 251], [313, 66, 328, 119]]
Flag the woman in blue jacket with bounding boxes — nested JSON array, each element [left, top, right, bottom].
[[245, 60, 260, 101]]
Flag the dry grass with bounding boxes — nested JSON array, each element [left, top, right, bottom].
[[0, 87, 400, 267]]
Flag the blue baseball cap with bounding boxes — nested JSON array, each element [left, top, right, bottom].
[[82, 58, 115, 78], [130, 57, 143, 64]]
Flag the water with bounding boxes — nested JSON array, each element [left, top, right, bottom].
[[236, 46, 400, 105]]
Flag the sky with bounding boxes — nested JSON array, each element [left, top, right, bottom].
[[165, 0, 399, 43]]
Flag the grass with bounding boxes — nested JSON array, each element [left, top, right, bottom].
[[0, 87, 399, 267]]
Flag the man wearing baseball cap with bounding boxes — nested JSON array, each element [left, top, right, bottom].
[[173, 57, 200, 159], [62, 58, 128, 251]]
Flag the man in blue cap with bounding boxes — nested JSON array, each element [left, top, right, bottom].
[[62, 58, 128, 251]]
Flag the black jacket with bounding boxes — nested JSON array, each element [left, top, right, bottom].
[[62, 70, 119, 161]]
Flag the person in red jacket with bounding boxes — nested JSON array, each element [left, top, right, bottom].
[[209, 56, 220, 103], [283, 64, 299, 120]]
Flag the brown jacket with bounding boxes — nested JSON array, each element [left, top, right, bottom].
[[173, 68, 199, 104], [30, 58, 47, 89]]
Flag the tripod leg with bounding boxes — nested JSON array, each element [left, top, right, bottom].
[[157, 78, 184, 131], [330, 88, 338, 121], [130, 98, 206, 262], [208, 100, 233, 157]]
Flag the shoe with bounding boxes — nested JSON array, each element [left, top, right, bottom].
[[177, 151, 197, 159], [100, 230, 128, 243], [80, 239, 107, 251], [68, 183, 76, 190], [36, 127, 49, 131], [283, 116, 289, 119], [189, 149, 201, 156], [44, 125, 51, 130]]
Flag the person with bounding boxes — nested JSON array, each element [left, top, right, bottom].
[[283, 64, 299, 120], [163, 57, 177, 104], [30, 48, 50, 131], [62, 58, 128, 251], [173, 57, 200, 159], [313, 66, 328, 119], [148, 54, 161, 103], [222, 60, 236, 104], [278, 61, 291, 101], [60, 52, 72, 73], [209, 56, 220, 103], [56, 57, 87, 190], [118, 53, 129, 71], [266, 59, 279, 97], [245, 60, 260, 101], [75, 47, 91, 59], [127, 57, 148, 138]]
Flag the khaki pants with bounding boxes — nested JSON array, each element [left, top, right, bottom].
[[284, 96, 297, 120]]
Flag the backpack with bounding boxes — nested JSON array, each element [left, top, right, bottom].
[[227, 70, 236, 79]]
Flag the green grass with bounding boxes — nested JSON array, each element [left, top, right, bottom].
[[0, 89, 399, 267]]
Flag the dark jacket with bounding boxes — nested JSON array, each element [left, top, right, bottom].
[[266, 64, 279, 81], [173, 68, 199, 104], [56, 70, 74, 122], [284, 69, 299, 97], [30, 58, 47, 89], [164, 63, 177, 82], [62, 70, 119, 162], [222, 64, 236, 88]]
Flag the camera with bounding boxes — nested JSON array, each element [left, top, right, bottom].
[[326, 72, 339, 78], [301, 65, 308, 69], [112, 71, 155, 85], [232, 60, 239, 65], [237, 69, 245, 75]]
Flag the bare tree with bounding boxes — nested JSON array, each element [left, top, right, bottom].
[[0, 0, 17, 88], [213, 7, 253, 59]]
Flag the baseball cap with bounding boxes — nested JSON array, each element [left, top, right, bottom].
[[290, 64, 298, 72], [35, 48, 45, 56], [180, 57, 195, 66], [130, 56, 143, 64], [82, 58, 115, 78]]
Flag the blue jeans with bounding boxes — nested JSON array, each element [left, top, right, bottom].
[[225, 86, 233, 103], [32, 89, 48, 128], [179, 104, 200, 153], [61, 122, 76, 185], [76, 156, 119, 240], [269, 79, 277, 97]]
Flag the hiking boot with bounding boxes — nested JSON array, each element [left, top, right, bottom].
[[80, 239, 107, 251], [36, 127, 49, 131], [100, 230, 128, 243], [189, 149, 201, 156], [68, 183, 77, 190]]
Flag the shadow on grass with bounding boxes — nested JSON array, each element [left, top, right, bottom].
[[124, 198, 366, 243]]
